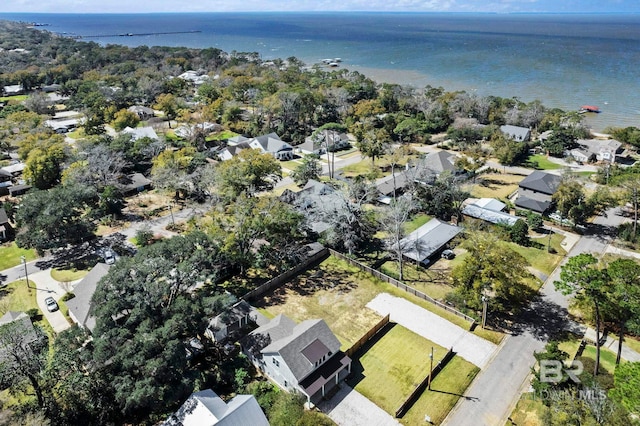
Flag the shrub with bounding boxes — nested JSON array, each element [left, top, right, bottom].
[[25, 308, 39, 320], [61, 292, 75, 302]]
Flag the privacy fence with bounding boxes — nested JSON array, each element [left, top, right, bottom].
[[345, 314, 390, 358], [395, 347, 456, 418], [327, 249, 476, 326]]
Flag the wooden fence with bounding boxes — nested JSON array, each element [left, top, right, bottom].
[[243, 246, 329, 301], [395, 348, 456, 418], [328, 249, 476, 326], [345, 314, 390, 358]]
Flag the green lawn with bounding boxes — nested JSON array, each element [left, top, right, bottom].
[[506, 237, 565, 276], [525, 154, 563, 170], [0, 95, 28, 102], [0, 243, 37, 270], [206, 130, 238, 141], [581, 345, 619, 375], [404, 213, 432, 234], [622, 335, 640, 354], [507, 393, 545, 426], [347, 325, 446, 416], [402, 357, 480, 425], [50, 267, 90, 283], [341, 159, 380, 178]]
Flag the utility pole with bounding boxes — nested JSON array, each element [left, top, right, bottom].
[[428, 346, 434, 390], [21, 256, 30, 289], [168, 204, 175, 226], [482, 295, 488, 329]]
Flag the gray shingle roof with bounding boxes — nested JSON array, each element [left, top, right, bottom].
[[0, 208, 8, 225], [500, 125, 531, 141], [421, 151, 456, 174], [67, 263, 111, 332], [515, 196, 551, 213], [253, 315, 342, 382], [518, 171, 561, 195]]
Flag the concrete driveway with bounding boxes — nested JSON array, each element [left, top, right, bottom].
[[31, 269, 73, 333], [366, 293, 498, 368], [318, 385, 401, 426]]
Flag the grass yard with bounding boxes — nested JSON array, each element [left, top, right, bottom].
[[347, 325, 445, 416], [468, 173, 523, 200], [506, 238, 565, 276], [524, 154, 563, 170], [341, 158, 380, 178], [0, 243, 37, 270], [256, 256, 504, 349], [507, 393, 545, 426], [206, 130, 238, 141], [50, 267, 90, 283], [622, 335, 640, 354], [404, 213, 432, 234], [0, 95, 28, 102], [580, 345, 619, 375], [402, 357, 480, 425], [380, 261, 452, 300]]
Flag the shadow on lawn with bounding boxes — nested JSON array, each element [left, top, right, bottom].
[[346, 322, 397, 388], [429, 388, 479, 402]]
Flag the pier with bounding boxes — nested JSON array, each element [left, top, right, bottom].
[[74, 30, 201, 39]]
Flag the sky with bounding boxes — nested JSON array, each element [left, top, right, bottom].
[[0, 0, 638, 14]]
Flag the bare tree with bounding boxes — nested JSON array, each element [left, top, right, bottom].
[[378, 193, 417, 280]]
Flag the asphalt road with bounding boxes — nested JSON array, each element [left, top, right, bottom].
[[444, 211, 619, 426]]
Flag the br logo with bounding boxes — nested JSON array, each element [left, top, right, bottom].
[[539, 360, 583, 383]]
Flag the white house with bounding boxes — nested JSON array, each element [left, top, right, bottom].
[[299, 130, 350, 155], [122, 126, 158, 141], [164, 389, 268, 426], [243, 314, 351, 404], [248, 133, 294, 160], [568, 139, 622, 164]]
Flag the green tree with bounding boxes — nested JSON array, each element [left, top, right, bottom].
[[452, 232, 532, 313], [215, 149, 282, 198], [531, 341, 570, 400], [553, 179, 588, 225], [90, 232, 233, 422], [15, 184, 97, 253], [154, 93, 179, 128], [415, 172, 469, 222], [356, 128, 389, 165], [542, 127, 577, 157], [23, 142, 66, 190], [112, 108, 140, 131], [510, 219, 530, 246], [290, 154, 322, 187], [610, 362, 640, 416], [605, 259, 640, 365], [555, 254, 609, 376]]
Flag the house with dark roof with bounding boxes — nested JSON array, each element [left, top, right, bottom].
[[515, 171, 562, 213], [118, 173, 152, 197], [248, 133, 294, 160], [127, 105, 155, 120], [500, 125, 531, 142], [399, 218, 462, 266], [280, 179, 343, 234], [299, 130, 350, 155], [420, 150, 458, 177], [242, 314, 351, 404], [164, 389, 269, 426], [216, 141, 252, 161], [67, 263, 111, 333], [0, 207, 11, 241], [205, 300, 259, 343]]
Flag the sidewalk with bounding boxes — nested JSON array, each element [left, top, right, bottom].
[[583, 327, 640, 362], [366, 293, 498, 368]]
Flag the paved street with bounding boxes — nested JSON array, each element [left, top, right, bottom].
[[444, 218, 618, 426]]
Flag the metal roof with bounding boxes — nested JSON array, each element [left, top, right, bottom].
[[399, 218, 462, 264]]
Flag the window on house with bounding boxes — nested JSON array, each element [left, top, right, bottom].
[[273, 358, 279, 367], [284, 380, 288, 387]]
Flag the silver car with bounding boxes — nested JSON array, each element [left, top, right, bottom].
[[45, 297, 59, 312]]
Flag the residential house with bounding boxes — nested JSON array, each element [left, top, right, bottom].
[[42, 83, 62, 93], [500, 125, 531, 142], [8, 184, 31, 197], [227, 135, 250, 146], [0, 207, 11, 241], [122, 126, 158, 141], [177, 70, 211, 86], [45, 110, 84, 133], [216, 142, 252, 161], [0, 162, 25, 178], [243, 314, 351, 405], [175, 122, 221, 139], [299, 130, 350, 155], [420, 150, 458, 178], [399, 218, 462, 266], [248, 133, 294, 160], [67, 263, 111, 333], [515, 171, 562, 213], [205, 300, 259, 343], [462, 198, 519, 226], [127, 105, 155, 120], [568, 139, 623, 164], [280, 179, 343, 234], [164, 389, 269, 426], [118, 173, 152, 197], [3, 85, 24, 96], [376, 167, 415, 204]]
